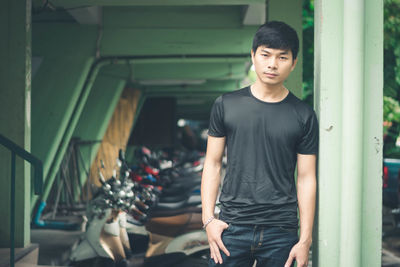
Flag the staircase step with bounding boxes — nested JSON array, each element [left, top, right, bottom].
[[0, 244, 39, 267]]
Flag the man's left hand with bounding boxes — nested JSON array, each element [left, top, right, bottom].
[[284, 241, 310, 267]]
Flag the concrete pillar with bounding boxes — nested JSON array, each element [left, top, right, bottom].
[[314, 0, 383, 266], [267, 0, 303, 98], [0, 0, 32, 247]]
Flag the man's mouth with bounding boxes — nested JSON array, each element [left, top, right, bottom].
[[264, 73, 278, 78]]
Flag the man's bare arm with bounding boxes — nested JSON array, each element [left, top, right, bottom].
[[297, 153, 317, 245], [201, 136, 225, 222], [285, 153, 317, 267], [201, 135, 230, 264]]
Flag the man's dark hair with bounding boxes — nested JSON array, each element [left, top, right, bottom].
[[252, 21, 299, 60]]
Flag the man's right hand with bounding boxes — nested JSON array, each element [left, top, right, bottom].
[[205, 219, 230, 264]]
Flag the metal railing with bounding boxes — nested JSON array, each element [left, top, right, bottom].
[[0, 134, 43, 267]]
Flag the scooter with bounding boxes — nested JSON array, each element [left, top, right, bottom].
[[125, 208, 213, 267], [69, 168, 138, 267]]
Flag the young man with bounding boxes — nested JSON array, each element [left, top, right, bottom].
[[201, 21, 318, 267]]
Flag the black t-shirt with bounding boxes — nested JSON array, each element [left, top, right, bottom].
[[208, 86, 319, 227]]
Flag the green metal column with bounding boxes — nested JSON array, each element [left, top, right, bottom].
[[0, 0, 32, 247], [267, 0, 303, 98], [313, 0, 383, 266]]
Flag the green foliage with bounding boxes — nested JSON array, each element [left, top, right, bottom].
[[384, 96, 400, 133], [302, 0, 314, 107], [383, 0, 400, 157], [383, 96, 400, 158], [384, 0, 400, 100]]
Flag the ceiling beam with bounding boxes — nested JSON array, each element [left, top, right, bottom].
[[242, 3, 266, 25], [100, 61, 248, 81], [67, 6, 102, 25], [100, 27, 258, 56], [52, 0, 265, 8], [141, 80, 241, 93], [146, 92, 229, 98], [103, 6, 243, 29]]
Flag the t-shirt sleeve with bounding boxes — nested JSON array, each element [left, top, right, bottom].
[[208, 95, 226, 137], [297, 110, 319, 154]]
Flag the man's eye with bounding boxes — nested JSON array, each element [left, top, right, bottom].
[[262, 54, 269, 57], [280, 57, 288, 60]]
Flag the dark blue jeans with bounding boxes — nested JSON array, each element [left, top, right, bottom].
[[209, 223, 299, 267]]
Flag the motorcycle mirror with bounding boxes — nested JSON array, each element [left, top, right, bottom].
[[142, 146, 151, 156], [99, 170, 106, 185], [118, 191, 126, 198], [116, 158, 122, 168], [119, 149, 125, 162]]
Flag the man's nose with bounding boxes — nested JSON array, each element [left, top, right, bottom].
[[267, 58, 277, 69]]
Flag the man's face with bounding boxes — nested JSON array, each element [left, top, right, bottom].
[[251, 46, 297, 87]]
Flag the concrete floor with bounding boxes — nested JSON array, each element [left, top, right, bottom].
[[31, 226, 146, 266], [26, 209, 400, 267], [30, 227, 400, 267], [31, 229, 81, 266]]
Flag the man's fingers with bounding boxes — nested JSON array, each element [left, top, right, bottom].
[[284, 253, 295, 267], [211, 242, 223, 264], [209, 243, 218, 263], [216, 238, 230, 256], [298, 258, 308, 267], [206, 220, 230, 264]]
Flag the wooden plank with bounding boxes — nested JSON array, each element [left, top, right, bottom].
[[88, 88, 141, 187]]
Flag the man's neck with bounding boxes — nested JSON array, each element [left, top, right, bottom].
[[250, 81, 288, 103]]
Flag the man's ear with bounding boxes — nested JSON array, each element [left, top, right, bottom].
[[291, 57, 298, 71], [251, 49, 255, 64]]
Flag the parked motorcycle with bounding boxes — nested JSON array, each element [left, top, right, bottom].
[[70, 147, 211, 267], [69, 167, 138, 267], [121, 147, 211, 266]]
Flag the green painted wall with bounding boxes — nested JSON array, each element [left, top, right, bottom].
[[72, 72, 126, 193], [0, 0, 32, 247], [31, 24, 97, 210], [143, 80, 243, 119], [268, 0, 303, 98]]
